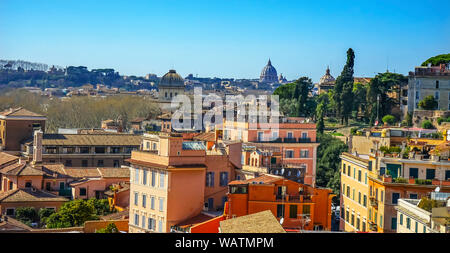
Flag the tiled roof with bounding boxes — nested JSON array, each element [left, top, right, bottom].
[[0, 107, 45, 117], [228, 174, 282, 185], [0, 152, 19, 167], [97, 167, 130, 178], [193, 132, 216, 142], [175, 213, 219, 229], [130, 117, 146, 123], [0, 162, 45, 176], [219, 210, 286, 233], [0, 188, 69, 203], [34, 134, 142, 146]]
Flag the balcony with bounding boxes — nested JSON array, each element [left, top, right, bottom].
[[274, 194, 312, 203], [58, 188, 72, 197], [369, 197, 378, 209]]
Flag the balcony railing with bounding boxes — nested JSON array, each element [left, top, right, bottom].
[[58, 189, 72, 197], [256, 137, 312, 144]]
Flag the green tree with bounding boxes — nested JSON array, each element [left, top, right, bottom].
[[421, 54, 450, 67], [87, 198, 113, 216], [316, 93, 329, 134], [405, 112, 413, 127], [315, 133, 348, 205], [96, 223, 119, 233], [366, 72, 407, 125], [273, 82, 296, 100], [421, 120, 434, 129], [15, 207, 38, 225], [382, 115, 396, 125], [293, 77, 314, 117], [38, 208, 55, 226], [333, 48, 355, 125], [46, 199, 98, 228], [418, 95, 438, 110]]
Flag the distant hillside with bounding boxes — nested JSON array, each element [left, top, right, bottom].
[[421, 54, 450, 66], [0, 59, 62, 71]]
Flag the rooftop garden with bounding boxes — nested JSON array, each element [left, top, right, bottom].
[[418, 197, 446, 212]]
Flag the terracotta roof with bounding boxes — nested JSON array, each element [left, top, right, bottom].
[[36, 134, 142, 146], [130, 117, 146, 123], [193, 132, 216, 142], [0, 188, 69, 203], [219, 210, 286, 233], [0, 107, 44, 117], [0, 162, 45, 176], [175, 213, 218, 229], [97, 167, 130, 178], [0, 152, 19, 167], [228, 174, 282, 185]]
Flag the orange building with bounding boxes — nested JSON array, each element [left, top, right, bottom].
[[226, 174, 334, 231]]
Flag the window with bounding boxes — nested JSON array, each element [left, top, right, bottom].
[[134, 192, 138, 206], [346, 186, 350, 198], [143, 170, 147, 185], [352, 189, 355, 200], [289, 205, 298, 218], [257, 132, 264, 141], [446, 170, 450, 180], [435, 91, 440, 100], [363, 195, 367, 207], [400, 214, 403, 225], [406, 218, 411, 229], [276, 204, 285, 218], [436, 80, 439, 89], [159, 172, 165, 188], [159, 198, 164, 212], [151, 171, 156, 187], [134, 168, 140, 184], [141, 216, 146, 229], [220, 172, 229, 187], [95, 147, 105, 154], [368, 161, 372, 171], [356, 217, 360, 230], [353, 167, 356, 179], [272, 131, 278, 140], [346, 210, 349, 222], [25, 181, 32, 188], [365, 172, 367, 184], [6, 208, 14, 216], [59, 182, 65, 190], [392, 193, 400, 204], [151, 196, 155, 210], [158, 220, 163, 232], [343, 164, 346, 174], [358, 170, 361, 182], [46, 182, 51, 191], [113, 160, 120, 168], [381, 190, 384, 203], [392, 217, 397, 230], [80, 188, 87, 196], [342, 184, 345, 195], [302, 205, 311, 216], [362, 222, 366, 232], [287, 132, 293, 139], [285, 150, 294, 158], [426, 169, 435, 180], [301, 132, 308, 139], [423, 225, 426, 233], [206, 172, 215, 187], [300, 150, 309, 158], [148, 218, 156, 230], [409, 168, 418, 179], [80, 147, 90, 154], [81, 160, 88, 167], [134, 214, 139, 226], [358, 192, 361, 204], [410, 193, 418, 199], [65, 160, 72, 167], [351, 213, 354, 226], [142, 194, 147, 208], [111, 147, 121, 154], [347, 166, 351, 176], [415, 221, 418, 233], [415, 91, 419, 100], [97, 160, 104, 167]]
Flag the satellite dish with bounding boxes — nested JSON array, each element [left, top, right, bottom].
[[280, 218, 284, 225], [435, 187, 440, 192]]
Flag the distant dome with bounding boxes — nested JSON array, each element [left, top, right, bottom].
[[260, 59, 278, 83], [319, 67, 335, 85], [160, 69, 184, 87]]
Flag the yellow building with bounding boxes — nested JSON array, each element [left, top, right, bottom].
[[339, 152, 372, 232]]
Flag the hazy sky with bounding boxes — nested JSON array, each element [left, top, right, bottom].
[[1, 0, 449, 82]]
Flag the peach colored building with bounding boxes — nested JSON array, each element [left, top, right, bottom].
[[226, 174, 335, 231], [127, 133, 236, 233], [221, 117, 319, 186]]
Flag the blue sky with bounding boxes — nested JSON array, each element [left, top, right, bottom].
[[1, 0, 449, 82]]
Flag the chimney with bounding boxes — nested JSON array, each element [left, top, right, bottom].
[[32, 129, 43, 168]]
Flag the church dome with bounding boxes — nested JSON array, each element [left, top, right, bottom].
[[160, 69, 184, 87], [260, 59, 278, 83], [319, 67, 335, 85]]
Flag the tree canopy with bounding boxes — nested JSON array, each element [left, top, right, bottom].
[[418, 95, 438, 110], [421, 54, 450, 66]]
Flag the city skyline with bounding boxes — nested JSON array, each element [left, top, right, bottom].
[[1, 0, 449, 82]]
